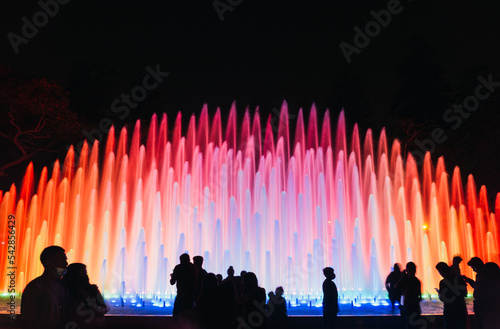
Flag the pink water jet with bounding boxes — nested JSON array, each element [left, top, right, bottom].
[[1, 102, 498, 301]]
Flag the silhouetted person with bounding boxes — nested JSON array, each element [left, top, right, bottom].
[[63, 263, 108, 328], [322, 267, 339, 329], [177, 292, 198, 328], [463, 257, 485, 328], [170, 253, 197, 318], [463, 257, 485, 289], [193, 255, 207, 297], [267, 286, 287, 329], [436, 262, 467, 329], [385, 263, 402, 312], [234, 270, 247, 298], [238, 272, 267, 329], [216, 273, 223, 286], [450, 256, 463, 277], [225, 266, 235, 282], [21, 245, 68, 329], [217, 277, 238, 329], [195, 273, 218, 329], [475, 262, 500, 329], [396, 262, 422, 329]]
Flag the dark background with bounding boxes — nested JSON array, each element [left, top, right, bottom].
[[1, 1, 500, 204]]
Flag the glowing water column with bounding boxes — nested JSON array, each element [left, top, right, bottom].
[[0, 102, 499, 301]]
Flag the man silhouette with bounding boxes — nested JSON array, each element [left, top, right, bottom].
[[463, 257, 485, 328], [21, 245, 68, 329], [396, 262, 422, 329], [193, 255, 207, 296], [436, 262, 468, 329], [170, 253, 197, 317], [322, 267, 339, 329], [386, 263, 402, 312], [450, 256, 463, 277]]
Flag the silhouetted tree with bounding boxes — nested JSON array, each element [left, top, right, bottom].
[[0, 64, 81, 178]]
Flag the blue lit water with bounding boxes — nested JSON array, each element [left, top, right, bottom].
[[103, 296, 475, 316]]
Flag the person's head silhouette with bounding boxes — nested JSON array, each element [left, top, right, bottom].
[[40, 245, 67, 279], [193, 255, 203, 267], [64, 263, 90, 287], [484, 262, 500, 278], [452, 256, 462, 266], [179, 253, 190, 264], [436, 262, 450, 278], [467, 257, 484, 274], [243, 272, 258, 291], [323, 267, 336, 280], [406, 262, 417, 276]]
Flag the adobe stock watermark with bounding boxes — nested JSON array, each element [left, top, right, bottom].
[[213, 0, 243, 22], [339, 0, 411, 64], [411, 74, 499, 165], [236, 292, 285, 329], [69, 63, 169, 161], [405, 275, 468, 329], [6, 214, 17, 321], [7, 0, 71, 54], [64, 296, 107, 329]]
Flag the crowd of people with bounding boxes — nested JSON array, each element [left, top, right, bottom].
[[20, 247, 288, 329], [20, 245, 500, 329], [385, 256, 500, 329], [169, 253, 287, 329]]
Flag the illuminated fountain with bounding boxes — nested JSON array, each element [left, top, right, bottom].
[[1, 102, 499, 306]]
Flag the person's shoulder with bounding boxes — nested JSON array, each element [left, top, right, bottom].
[[89, 284, 100, 294], [23, 276, 45, 291], [187, 263, 197, 273], [23, 276, 52, 298]]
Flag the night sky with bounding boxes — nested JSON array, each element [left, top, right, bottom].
[[1, 1, 500, 202]]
